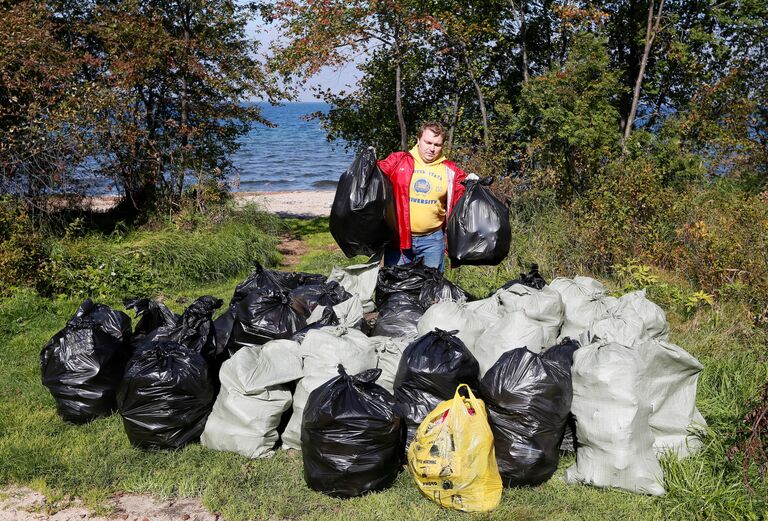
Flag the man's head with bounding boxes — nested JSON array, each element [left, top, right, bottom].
[[416, 121, 446, 163]]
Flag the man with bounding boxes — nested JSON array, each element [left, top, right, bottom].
[[377, 121, 473, 272]]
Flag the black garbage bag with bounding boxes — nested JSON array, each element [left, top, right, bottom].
[[418, 271, 475, 307], [480, 348, 572, 487], [541, 337, 580, 369], [124, 298, 179, 338], [393, 329, 480, 444], [302, 365, 402, 498], [501, 264, 547, 291], [117, 341, 215, 450], [541, 337, 580, 452], [130, 296, 224, 376], [40, 299, 132, 423], [281, 272, 328, 290], [224, 289, 309, 355], [447, 177, 511, 267], [375, 258, 433, 308], [371, 292, 424, 338], [289, 280, 352, 313], [290, 306, 340, 343], [228, 263, 288, 305], [330, 147, 396, 258]]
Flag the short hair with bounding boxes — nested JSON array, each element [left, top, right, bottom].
[[417, 121, 447, 140]]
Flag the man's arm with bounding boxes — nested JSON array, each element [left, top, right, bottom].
[[377, 151, 405, 180]]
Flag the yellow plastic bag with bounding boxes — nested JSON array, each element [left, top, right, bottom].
[[407, 384, 502, 513]]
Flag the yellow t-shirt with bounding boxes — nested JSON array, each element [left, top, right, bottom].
[[408, 145, 448, 235]]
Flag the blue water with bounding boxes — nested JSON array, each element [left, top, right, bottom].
[[232, 102, 354, 191]]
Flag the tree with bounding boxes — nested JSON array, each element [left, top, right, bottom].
[[512, 33, 622, 198], [0, 0, 93, 210], [85, 0, 281, 212], [266, 0, 436, 150]]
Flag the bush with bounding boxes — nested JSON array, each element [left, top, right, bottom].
[[39, 205, 283, 299], [0, 197, 47, 293], [667, 183, 768, 315], [573, 156, 677, 271]]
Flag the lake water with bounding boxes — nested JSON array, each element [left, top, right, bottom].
[[231, 102, 354, 192]]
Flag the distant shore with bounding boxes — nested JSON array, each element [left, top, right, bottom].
[[55, 190, 337, 217]]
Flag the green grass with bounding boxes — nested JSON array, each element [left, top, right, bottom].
[[42, 204, 284, 300], [2, 216, 768, 519]]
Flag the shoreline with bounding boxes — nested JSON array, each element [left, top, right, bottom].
[[54, 190, 337, 217]]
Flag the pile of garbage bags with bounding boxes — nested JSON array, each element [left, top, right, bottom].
[[40, 259, 707, 508]]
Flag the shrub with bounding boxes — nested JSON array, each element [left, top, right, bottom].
[[0, 197, 47, 293], [573, 156, 677, 270], [667, 182, 768, 315], [39, 206, 283, 299]]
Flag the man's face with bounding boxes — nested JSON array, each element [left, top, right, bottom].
[[416, 129, 445, 163]]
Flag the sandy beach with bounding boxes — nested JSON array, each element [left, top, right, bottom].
[[73, 190, 337, 218]]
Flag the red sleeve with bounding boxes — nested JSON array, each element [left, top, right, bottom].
[[451, 163, 468, 202], [377, 152, 404, 181]]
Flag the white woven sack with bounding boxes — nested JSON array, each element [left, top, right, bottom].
[[588, 306, 647, 347], [619, 290, 670, 341], [281, 326, 377, 449], [465, 293, 505, 326], [307, 294, 364, 328], [564, 341, 665, 496], [370, 335, 409, 394], [416, 301, 487, 349], [636, 339, 706, 458], [201, 339, 303, 458], [550, 277, 618, 340], [472, 310, 549, 376], [327, 261, 380, 313], [496, 283, 564, 341]]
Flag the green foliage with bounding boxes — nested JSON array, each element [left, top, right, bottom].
[[0, 197, 46, 293], [573, 155, 676, 269], [38, 206, 282, 299], [666, 182, 768, 313], [1, 0, 282, 216], [509, 33, 623, 198]]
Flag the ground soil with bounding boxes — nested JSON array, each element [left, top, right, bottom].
[[0, 486, 219, 521]]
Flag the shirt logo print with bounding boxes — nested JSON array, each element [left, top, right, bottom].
[[414, 178, 431, 194]]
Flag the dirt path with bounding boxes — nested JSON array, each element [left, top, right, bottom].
[[0, 486, 219, 521]]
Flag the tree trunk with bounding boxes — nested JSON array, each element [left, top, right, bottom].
[[461, 48, 490, 147], [393, 27, 408, 150], [519, 0, 529, 84], [623, 0, 665, 147], [395, 59, 407, 150], [447, 90, 461, 152], [177, 2, 191, 199]]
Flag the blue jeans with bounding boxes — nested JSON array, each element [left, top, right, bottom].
[[384, 229, 445, 272]]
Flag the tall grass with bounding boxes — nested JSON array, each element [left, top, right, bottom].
[[41, 205, 283, 299]]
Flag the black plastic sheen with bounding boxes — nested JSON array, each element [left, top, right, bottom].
[[223, 290, 309, 354], [330, 147, 396, 257], [40, 299, 133, 423], [117, 341, 215, 450], [541, 337, 581, 452], [480, 348, 572, 487], [289, 280, 352, 313], [447, 177, 511, 266], [393, 329, 480, 444], [302, 366, 402, 498], [501, 264, 547, 291]]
